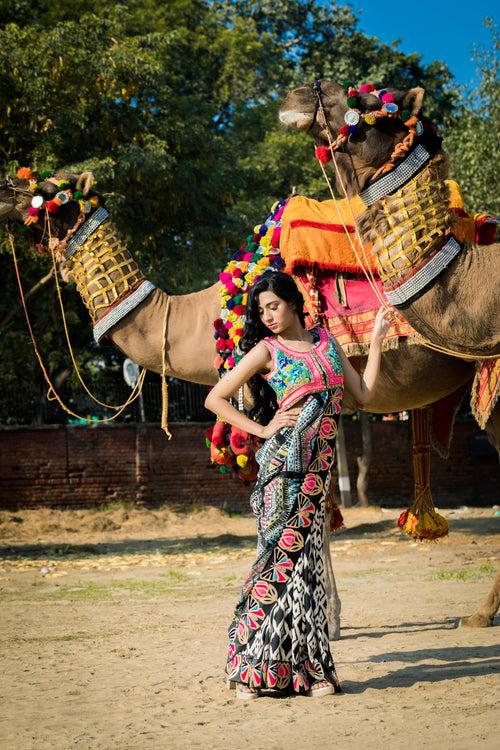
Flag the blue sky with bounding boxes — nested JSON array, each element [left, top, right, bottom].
[[351, 0, 497, 85]]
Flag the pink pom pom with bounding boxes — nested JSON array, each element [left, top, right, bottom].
[[225, 321, 233, 329], [227, 356, 235, 368], [28, 207, 39, 217], [381, 93, 394, 103], [219, 271, 231, 283], [243, 252, 253, 261], [359, 83, 375, 93]]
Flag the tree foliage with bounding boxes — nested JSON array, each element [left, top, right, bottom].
[[0, 0, 496, 423]]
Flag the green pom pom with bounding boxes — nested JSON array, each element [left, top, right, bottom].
[[40, 170, 53, 180], [401, 109, 410, 122], [219, 466, 228, 473], [58, 180, 70, 189], [234, 294, 242, 304], [341, 79, 354, 91], [73, 190, 83, 200], [346, 96, 358, 107]]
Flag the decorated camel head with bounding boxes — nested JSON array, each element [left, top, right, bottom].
[[0, 168, 99, 257], [279, 79, 441, 196]]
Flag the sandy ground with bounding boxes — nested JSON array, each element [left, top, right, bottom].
[[0, 504, 499, 750]]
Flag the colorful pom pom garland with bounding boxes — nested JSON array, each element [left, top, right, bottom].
[[205, 421, 259, 484], [16, 167, 103, 233], [214, 198, 288, 377], [207, 199, 289, 481], [314, 81, 425, 163]]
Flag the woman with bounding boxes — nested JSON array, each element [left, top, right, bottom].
[[205, 270, 392, 699]]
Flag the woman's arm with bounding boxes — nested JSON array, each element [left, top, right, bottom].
[[336, 306, 393, 406], [204, 342, 301, 439]]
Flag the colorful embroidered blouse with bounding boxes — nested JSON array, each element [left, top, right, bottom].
[[261, 327, 344, 410]]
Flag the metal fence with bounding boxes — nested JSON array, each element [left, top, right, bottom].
[[0, 376, 212, 426]]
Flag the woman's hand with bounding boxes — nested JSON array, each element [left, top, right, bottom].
[[372, 306, 394, 343], [261, 407, 302, 440]]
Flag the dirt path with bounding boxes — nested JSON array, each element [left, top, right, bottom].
[[0, 505, 499, 750]]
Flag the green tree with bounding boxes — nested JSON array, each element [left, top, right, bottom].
[[445, 20, 499, 214], [3, 0, 484, 425]]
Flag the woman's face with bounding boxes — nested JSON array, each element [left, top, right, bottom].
[[257, 290, 296, 334]]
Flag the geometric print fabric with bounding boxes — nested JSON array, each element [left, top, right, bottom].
[[226, 387, 343, 694]]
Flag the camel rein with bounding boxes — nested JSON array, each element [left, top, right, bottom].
[[311, 81, 498, 363], [7, 212, 147, 423]]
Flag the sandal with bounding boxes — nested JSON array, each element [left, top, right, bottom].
[[307, 680, 335, 698], [236, 684, 259, 700]]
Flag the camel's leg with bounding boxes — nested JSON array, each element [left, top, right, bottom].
[[485, 400, 500, 458], [324, 511, 341, 641], [460, 570, 500, 628]]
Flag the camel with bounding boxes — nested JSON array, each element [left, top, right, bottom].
[[279, 78, 499, 628], [278, 79, 500, 361], [0, 170, 497, 630]]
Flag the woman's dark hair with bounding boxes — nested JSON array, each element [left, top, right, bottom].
[[240, 270, 306, 424]]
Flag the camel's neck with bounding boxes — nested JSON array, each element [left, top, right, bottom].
[[358, 154, 500, 358], [357, 153, 456, 303], [66, 216, 221, 382]]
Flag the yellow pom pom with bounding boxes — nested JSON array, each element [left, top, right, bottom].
[[89, 196, 99, 207], [364, 113, 377, 125], [236, 454, 249, 468]]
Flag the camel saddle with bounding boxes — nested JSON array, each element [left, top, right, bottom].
[[280, 180, 496, 276]]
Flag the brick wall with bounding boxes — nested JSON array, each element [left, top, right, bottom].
[[0, 421, 497, 511]]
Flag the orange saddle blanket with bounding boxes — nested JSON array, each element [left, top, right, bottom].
[[280, 182, 495, 275]]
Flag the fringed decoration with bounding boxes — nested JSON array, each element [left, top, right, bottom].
[[397, 407, 448, 540], [329, 504, 345, 532], [325, 478, 344, 531], [304, 269, 323, 323]]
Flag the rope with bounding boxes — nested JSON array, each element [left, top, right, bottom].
[[314, 96, 499, 363], [161, 297, 172, 439], [8, 229, 146, 423]]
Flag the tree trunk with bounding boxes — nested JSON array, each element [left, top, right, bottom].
[[356, 411, 372, 507], [336, 415, 352, 507]]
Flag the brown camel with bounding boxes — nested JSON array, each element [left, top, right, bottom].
[[279, 79, 499, 627], [278, 80, 500, 360], [0, 171, 497, 629]]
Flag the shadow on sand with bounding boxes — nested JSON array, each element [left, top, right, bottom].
[[0, 533, 258, 560], [343, 643, 500, 693]]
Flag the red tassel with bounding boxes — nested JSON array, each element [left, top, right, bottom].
[[315, 145, 332, 163]]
